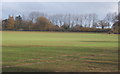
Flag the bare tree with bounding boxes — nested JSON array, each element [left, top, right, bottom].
[[104, 12, 117, 28], [83, 14, 88, 27], [28, 12, 45, 23], [78, 15, 84, 27], [91, 13, 98, 28], [98, 20, 108, 29]]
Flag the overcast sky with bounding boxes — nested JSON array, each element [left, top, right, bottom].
[[2, 2, 118, 19], [2, 0, 119, 2]]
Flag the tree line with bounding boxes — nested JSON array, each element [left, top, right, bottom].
[[1, 12, 118, 32]]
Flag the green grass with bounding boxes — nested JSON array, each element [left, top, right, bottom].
[[2, 31, 118, 72]]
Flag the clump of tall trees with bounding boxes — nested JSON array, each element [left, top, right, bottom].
[[2, 12, 118, 33], [111, 13, 120, 34]]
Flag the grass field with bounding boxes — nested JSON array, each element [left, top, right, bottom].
[[2, 31, 118, 72]]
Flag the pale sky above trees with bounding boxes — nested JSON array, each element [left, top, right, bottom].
[[2, 0, 119, 2], [2, 2, 118, 19]]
